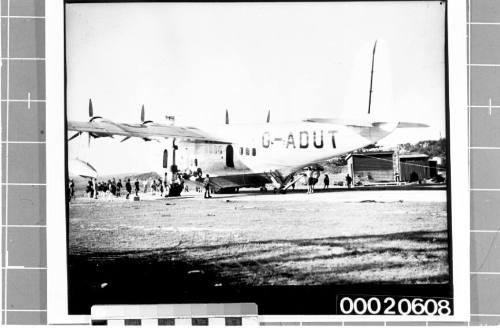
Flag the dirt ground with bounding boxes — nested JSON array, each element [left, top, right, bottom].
[[69, 188, 449, 285]]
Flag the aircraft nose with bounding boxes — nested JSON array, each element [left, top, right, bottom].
[[69, 158, 98, 178]]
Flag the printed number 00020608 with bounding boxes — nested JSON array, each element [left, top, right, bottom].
[[338, 296, 452, 316]]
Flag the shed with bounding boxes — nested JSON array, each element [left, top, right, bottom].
[[346, 151, 396, 183], [399, 154, 430, 182]]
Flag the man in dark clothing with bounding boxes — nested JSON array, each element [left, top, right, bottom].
[[323, 174, 330, 189], [111, 178, 117, 196], [125, 179, 132, 199], [346, 174, 353, 189], [203, 174, 212, 198], [87, 180, 93, 198], [134, 179, 140, 196], [69, 179, 75, 200], [116, 179, 122, 197], [159, 178, 164, 196], [111, 181, 117, 196]]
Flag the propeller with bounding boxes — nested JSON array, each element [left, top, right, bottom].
[[225, 109, 229, 125], [266, 109, 270, 123], [120, 104, 152, 142], [68, 98, 108, 146], [68, 131, 83, 141], [68, 99, 98, 144], [88, 98, 102, 122], [86, 98, 103, 145], [89, 98, 93, 117], [140, 104, 153, 125]]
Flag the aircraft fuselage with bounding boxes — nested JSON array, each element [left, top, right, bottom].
[[171, 121, 398, 179]]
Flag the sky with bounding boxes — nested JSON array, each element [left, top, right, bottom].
[[66, 1, 447, 175]]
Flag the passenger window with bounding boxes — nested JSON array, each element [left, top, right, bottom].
[[239, 147, 243, 155], [252, 148, 256, 156], [245, 148, 250, 155]]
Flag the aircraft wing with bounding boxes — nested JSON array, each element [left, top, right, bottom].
[[304, 118, 429, 128], [67, 120, 230, 144]]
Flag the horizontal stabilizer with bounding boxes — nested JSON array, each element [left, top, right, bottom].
[[397, 122, 429, 128], [305, 118, 428, 129]]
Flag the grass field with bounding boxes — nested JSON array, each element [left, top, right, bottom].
[[69, 189, 449, 286]]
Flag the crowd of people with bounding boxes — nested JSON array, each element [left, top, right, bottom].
[[67, 170, 354, 201], [68, 175, 188, 201]]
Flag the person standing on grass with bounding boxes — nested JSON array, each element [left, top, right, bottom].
[[312, 170, 319, 193], [107, 179, 112, 198], [93, 178, 98, 199], [125, 178, 132, 199], [110, 179, 117, 196], [159, 178, 164, 197], [156, 179, 161, 195], [165, 179, 171, 197], [116, 179, 122, 197], [69, 179, 75, 200], [323, 174, 330, 190], [204, 174, 212, 198], [87, 179, 93, 198], [151, 179, 157, 195], [346, 174, 353, 189], [394, 171, 400, 184], [306, 168, 314, 194], [134, 178, 140, 196]]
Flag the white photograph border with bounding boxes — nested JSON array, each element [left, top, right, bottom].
[[46, 0, 469, 324]]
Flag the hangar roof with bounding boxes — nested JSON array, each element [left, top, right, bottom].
[[346, 151, 394, 160], [399, 153, 429, 159]]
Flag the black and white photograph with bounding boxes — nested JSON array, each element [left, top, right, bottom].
[[62, 0, 456, 316]]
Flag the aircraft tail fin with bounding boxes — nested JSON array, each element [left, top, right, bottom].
[[342, 39, 395, 121], [305, 42, 429, 130], [307, 40, 406, 128], [367, 41, 377, 115]]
